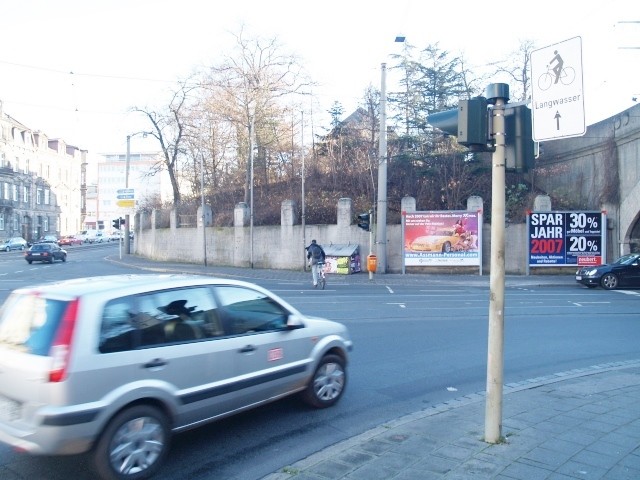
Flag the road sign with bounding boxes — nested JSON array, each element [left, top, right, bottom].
[[530, 37, 585, 142], [116, 188, 135, 208]]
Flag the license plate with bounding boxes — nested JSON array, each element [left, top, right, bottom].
[[0, 395, 20, 422], [575, 276, 582, 280]]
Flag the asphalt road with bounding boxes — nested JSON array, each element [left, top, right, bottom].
[[0, 244, 638, 479]]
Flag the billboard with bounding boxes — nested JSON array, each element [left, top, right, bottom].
[[528, 211, 606, 266], [403, 211, 482, 267]]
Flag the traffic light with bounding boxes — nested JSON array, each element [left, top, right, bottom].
[[357, 212, 370, 231], [505, 105, 535, 173], [428, 98, 535, 172], [112, 218, 120, 230], [427, 97, 492, 152]]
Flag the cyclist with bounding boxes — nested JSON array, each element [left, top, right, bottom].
[[306, 239, 326, 287]]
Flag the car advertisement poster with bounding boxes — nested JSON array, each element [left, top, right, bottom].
[[527, 211, 606, 266], [403, 211, 482, 267]]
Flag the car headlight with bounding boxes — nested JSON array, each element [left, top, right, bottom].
[[584, 268, 599, 276]]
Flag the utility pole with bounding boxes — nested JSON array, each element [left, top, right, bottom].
[[376, 62, 388, 273], [124, 135, 131, 255], [484, 83, 509, 443]]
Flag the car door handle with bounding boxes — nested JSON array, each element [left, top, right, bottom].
[[239, 345, 256, 353], [143, 358, 167, 369]]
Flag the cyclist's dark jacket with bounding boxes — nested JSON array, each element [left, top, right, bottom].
[[306, 243, 326, 265]]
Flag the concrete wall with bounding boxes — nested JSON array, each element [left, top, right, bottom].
[[134, 197, 544, 275], [134, 103, 640, 274], [535, 102, 640, 257]]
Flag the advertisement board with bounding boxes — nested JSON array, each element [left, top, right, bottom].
[[528, 211, 606, 266], [403, 211, 482, 267]]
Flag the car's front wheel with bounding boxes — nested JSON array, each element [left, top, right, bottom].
[[601, 273, 619, 290], [94, 405, 170, 480], [300, 354, 346, 408]]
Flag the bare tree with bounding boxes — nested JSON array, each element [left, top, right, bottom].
[[202, 27, 311, 205], [133, 79, 199, 206], [492, 39, 536, 102]]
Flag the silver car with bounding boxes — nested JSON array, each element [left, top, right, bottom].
[[0, 274, 352, 480]]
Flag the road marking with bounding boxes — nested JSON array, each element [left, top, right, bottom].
[[386, 286, 394, 294], [387, 303, 406, 308], [571, 301, 610, 306], [615, 290, 640, 296]]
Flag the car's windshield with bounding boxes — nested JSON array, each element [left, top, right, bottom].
[[613, 254, 640, 266]]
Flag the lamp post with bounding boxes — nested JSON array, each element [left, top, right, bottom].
[[376, 36, 405, 274], [124, 131, 151, 254]]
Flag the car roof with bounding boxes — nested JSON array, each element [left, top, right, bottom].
[[11, 274, 272, 300]]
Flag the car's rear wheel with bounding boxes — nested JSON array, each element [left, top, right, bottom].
[[601, 273, 619, 290], [300, 354, 346, 408], [4, 246, 9, 252], [61, 254, 67, 262], [94, 405, 170, 480]]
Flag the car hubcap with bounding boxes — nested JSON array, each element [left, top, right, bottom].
[[313, 362, 345, 401], [109, 416, 164, 475]]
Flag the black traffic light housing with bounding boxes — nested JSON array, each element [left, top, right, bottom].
[[112, 217, 124, 230], [357, 212, 370, 231], [427, 97, 535, 172], [504, 105, 535, 173]]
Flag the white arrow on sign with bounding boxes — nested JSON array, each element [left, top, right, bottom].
[[530, 36, 586, 142]]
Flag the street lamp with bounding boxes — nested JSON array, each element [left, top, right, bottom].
[[124, 131, 152, 254], [376, 36, 405, 274]]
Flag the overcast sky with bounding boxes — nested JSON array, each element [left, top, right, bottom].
[[0, 0, 636, 156]]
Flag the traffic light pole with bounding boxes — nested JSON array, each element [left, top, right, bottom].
[[484, 84, 508, 444], [376, 62, 387, 274]]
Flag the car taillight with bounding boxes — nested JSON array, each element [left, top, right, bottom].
[[49, 299, 79, 382]]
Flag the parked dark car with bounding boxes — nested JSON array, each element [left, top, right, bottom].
[[24, 243, 67, 264], [575, 253, 640, 290], [35, 235, 59, 244], [2, 237, 28, 252]]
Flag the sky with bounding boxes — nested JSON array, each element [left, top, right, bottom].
[[0, 0, 637, 157]]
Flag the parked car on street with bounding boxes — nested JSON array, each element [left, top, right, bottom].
[[576, 253, 640, 290], [58, 235, 83, 246], [0, 274, 352, 480], [24, 243, 67, 264], [2, 236, 28, 252], [34, 234, 58, 244], [86, 230, 107, 243]]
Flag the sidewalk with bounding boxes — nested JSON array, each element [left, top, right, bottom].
[[108, 255, 640, 479]]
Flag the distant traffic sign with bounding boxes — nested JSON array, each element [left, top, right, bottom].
[[116, 188, 135, 208], [530, 37, 585, 142]]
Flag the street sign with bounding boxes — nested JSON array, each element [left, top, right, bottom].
[[530, 37, 585, 142], [116, 188, 135, 208]]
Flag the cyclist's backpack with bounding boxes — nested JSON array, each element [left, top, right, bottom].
[[310, 244, 323, 261]]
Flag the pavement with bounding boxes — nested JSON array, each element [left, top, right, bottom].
[[107, 254, 640, 480]]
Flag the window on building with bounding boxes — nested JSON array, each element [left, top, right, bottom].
[[36, 188, 42, 205], [0, 214, 4, 231], [12, 185, 17, 202], [43, 217, 49, 232], [24, 159, 29, 174], [3, 183, 8, 200], [23, 186, 28, 203], [13, 215, 19, 232], [44, 189, 50, 205]]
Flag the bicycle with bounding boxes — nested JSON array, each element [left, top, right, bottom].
[[537, 64, 575, 91], [314, 261, 327, 290]]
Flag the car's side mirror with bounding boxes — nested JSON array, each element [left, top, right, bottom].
[[286, 314, 305, 330]]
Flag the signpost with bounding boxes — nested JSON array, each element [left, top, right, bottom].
[[116, 188, 135, 208], [530, 37, 586, 142]]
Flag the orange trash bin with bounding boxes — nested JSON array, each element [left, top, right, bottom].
[[367, 254, 377, 272]]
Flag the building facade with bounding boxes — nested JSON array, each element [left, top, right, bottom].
[[0, 101, 86, 242]]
